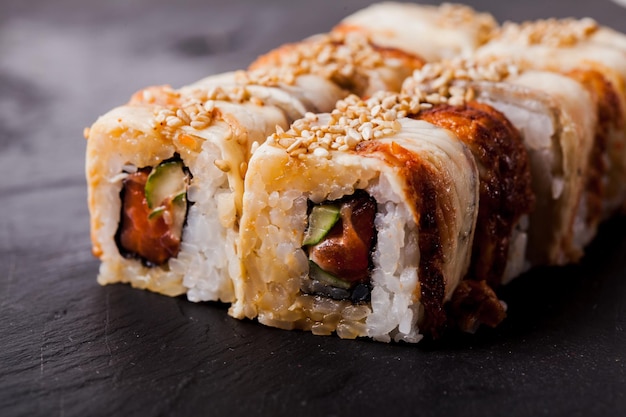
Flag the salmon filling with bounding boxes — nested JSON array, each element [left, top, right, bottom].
[[301, 190, 376, 302], [115, 158, 190, 266]]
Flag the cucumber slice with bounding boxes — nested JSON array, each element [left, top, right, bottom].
[[302, 204, 340, 246], [145, 160, 188, 210], [147, 206, 165, 220], [308, 261, 352, 290]]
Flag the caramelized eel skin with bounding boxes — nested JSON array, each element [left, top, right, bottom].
[[447, 280, 506, 332], [419, 102, 533, 286], [565, 69, 624, 242], [418, 101, 533, 332], [357, 141, 451, 337]]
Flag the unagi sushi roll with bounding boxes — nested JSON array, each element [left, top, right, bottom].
[[232, 94, 480, 342], [247, 31, 425, 99], [416, 98, 532, 288], [178, 70, 346, 120], [377, 90, 533, 333], [475, 19, 626, 215], [404, 60, 598, 271], [86, 81, 300, 301], [333, 2, 497, 61]]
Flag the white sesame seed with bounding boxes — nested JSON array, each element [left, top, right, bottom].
[[448, 96, 465, 107], [204, 101, 215, 112], [359, 122, 373, 140], [382, 95, 397, 110], [166, 116, 184, 128], [290, 147, 307, 156], [286, 137, 304, 153], [498, 18, 598, 47], [313, 147, 330, 158], [383, 109, 397, 121], [190, 120, 210, 130]]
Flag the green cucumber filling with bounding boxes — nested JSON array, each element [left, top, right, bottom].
[[301, 190, 376, 302], [115, 156, 191, 267], [302, 204, 340, 245]]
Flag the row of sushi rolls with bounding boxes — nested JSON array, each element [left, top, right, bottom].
[[86, 2, 626, 343]]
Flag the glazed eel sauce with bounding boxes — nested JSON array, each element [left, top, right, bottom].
[[419, 101, 533, 333], [357, 140, 450, 337]]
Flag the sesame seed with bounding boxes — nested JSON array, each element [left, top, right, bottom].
[[278, 138, 294, 148], [290, 147, 307, 156], [176, 109, 191, 124], [190, 120, 210, 130], [448, 96, 465, 107], [313, 147, 330, 158], [148, 75, 277, 139], [166, 116, 184, 128], [359, 122, 373, 140], [401, 57, 520, 108], [382, 95, 397, 110], [383, 109, 397, 121], [274, 91, 438, 156], [497, 18, 599, 47], [347, 126, 361, 140], [245, 32, 392, 93], [286, 137, 304, 153]]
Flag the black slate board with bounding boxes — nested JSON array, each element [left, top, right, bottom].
[[1, 1, 625, 416]]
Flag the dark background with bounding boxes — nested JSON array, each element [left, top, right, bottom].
[[1, 1, 625, 416]]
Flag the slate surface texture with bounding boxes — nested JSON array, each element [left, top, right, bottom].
[[1, 1, 625, 416]]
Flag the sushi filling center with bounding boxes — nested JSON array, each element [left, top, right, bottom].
[[301, 190, 376, 302], [115, 156, 191, 266]]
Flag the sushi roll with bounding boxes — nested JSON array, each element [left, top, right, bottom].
[[232, 94, 482, 342], [333, 2, 497, 61], [177, 70, 346, 121], [247, 30, 425, 99], [417, 95, 533, 331], [411, 93, 533, 288], [475, 18, 626, 216], [86, 81, 296, 301], [403, 59, 598, 271]]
